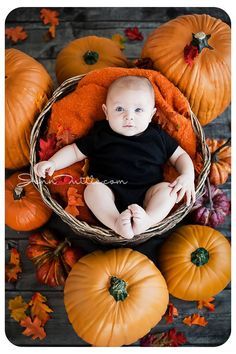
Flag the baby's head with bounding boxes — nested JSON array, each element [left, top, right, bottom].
[[102, 76, 157, 136]]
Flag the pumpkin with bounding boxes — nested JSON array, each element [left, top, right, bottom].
[[191, 180, 230, 227], [64, 248, 169, 346], [55, 35, 130, 84], [141, 14, 231, 125], [207, 138, 231, 185], [26, 230, 83, 287], [5, 172, 52, 231], [158, 225, 231, 301], [5, 48, 53, 169]]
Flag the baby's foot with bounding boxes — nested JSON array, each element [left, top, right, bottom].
[[114, 209, 134, 239], [128, 204, 153, 235]]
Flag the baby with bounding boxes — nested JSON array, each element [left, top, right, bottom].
[[34, 76, 195, 239]]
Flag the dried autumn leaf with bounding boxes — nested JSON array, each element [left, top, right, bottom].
[[38, 134, 57, 161], [184, 44, 199, 67], [8, 296, 28, 322], [183, 313, 208, 327], [164, 302, 179, 324], [28, 292, 53, 326], [20, 316, 46, 340], [124, 27, 143, 41], [141, 328, 186, 347], [5, 248, 22, 282], [5, 26, 28, 43], [111, 33, 126, 50], [197, 297, 215, 312], [40, 8, 59, 40], [65, 187, 85, 217], [56, 124, 76, 148]]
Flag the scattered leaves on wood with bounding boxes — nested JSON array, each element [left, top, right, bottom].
[[40, 8, 59, 40], [164, 302, 179, 324], [124, 27, 143, 41], [20, 316, 46, 340], [183, 313, 208, 327], [8, 296, 28, 322], [65, 187, 85, 217], [5, 26, 28, 43], [5, 248, 22, 282], [141, 328, 186, 347], [111, 33, 126, 50], [38, 134, 57, 161], [28, 292, 53, 326], [197, 297, 215, 312]]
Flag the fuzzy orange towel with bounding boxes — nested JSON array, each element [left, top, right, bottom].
[[46, 67, 200, 221]]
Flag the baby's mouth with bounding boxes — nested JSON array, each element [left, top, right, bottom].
[[123, 125, 135, 128]]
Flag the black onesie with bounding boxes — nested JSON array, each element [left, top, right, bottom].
[[75, 120, 179, 212]]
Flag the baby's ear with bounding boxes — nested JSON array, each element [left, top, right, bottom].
[[151, 107, 157, 119], [102, 104, 108, 117]]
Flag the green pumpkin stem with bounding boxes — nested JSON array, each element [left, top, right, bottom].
[[191, 32, 213, 53], [211, 138, 231, 163], [191, 247, 209, 266], [54, 238, 70, 256], [83, 50, 99, 65], [109, 276, 128, 301], [13, 186, 25, 200]]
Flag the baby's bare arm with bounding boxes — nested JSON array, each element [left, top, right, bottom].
[[34, 143, 87, 178]]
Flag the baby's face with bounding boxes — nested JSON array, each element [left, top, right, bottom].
[[102, 84, 156, 136]]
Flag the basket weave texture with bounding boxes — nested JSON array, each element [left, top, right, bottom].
[[30, 74, 211, 245]]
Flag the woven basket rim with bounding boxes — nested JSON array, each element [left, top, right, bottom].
[[30, 73, 211, 245]]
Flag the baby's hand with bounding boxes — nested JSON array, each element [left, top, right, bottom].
[[34, 160, 55, 178], [169, 174, 196, 206]]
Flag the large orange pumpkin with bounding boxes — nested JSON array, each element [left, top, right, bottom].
[[5, 172, 52, 231], [5, 48, 53, 169], [64, 248, 169, 346], [142, 14, 231, 125], [158, 225, 231, 301], [55, 36, 130, 84]]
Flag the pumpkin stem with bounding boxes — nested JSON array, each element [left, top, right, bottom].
[[191, 247, 209, 266], [54, 238, 70, 256], [206, 177, 214, 210], [13, 186, 25, 200], [191, 32, 213, 53], [83, 50, 99, 65], [109, 276, 128, 301], [211, 138, 231, 163]]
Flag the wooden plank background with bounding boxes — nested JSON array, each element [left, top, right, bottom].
[[5, 7, 231, 347]]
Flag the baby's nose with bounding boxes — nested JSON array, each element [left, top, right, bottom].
[[124, 111, 134, 120]]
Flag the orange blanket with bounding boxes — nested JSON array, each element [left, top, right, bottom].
[[46, 67, 200, 222]]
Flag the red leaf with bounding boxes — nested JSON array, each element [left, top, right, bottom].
[[20, 316, 46, 340], [38, 134, 57, 161], [124, 27, 143, 41], [5, 26, 28, 43], [133, 57, 154, 69], [140, 328, 186, 347], [40, 8, 59, 26], [184, 44, 199, 67], [164, 302, 179, 324]]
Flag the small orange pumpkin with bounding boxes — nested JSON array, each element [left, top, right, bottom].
[[142, 14, 231, 125], [64, 248, 169, 346], [158, 225, 231, 301], [5, 49, 53, 169], [5, 172, 52, 231], [55, 36, 130, 84], [207, 138, 231, 185]]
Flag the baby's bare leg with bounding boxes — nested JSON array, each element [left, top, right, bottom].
[[84, 182, 134, 239], [129, 182, 177, 235]]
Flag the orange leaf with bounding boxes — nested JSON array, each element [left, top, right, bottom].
[[183, 313, 208, 327], [164, 302, 179, 324], [197, 297, 215, 312], [20, 316, 46, 340], [56, 124, 76, 148], [40, 8, 59, 26], [8, 296, 28, 322], [5, 248, 22, 282], [65, 187, 85, 217], [28, 293, 53, 326], [5, 26, 28, 43]]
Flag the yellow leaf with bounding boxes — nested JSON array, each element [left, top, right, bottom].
[[8, 296, 28, 322]]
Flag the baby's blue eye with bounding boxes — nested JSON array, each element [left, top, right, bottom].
[[135, 108, 143, 113], [115, 106, 124, 112]]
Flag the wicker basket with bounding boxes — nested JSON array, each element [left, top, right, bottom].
[[30, 74, 211, 245]]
